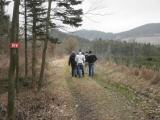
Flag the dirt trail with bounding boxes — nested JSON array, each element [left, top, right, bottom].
[[0, 58, 155, 119], [47, 58, 78, 120], [48, 58, 147, 120]]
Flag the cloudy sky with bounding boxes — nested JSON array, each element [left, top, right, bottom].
[[7, 0, 160, 33]]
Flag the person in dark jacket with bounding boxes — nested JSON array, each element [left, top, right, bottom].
[[68, 51, 77, 77], [81, 52, 85, 77], [87, 51, 97, 77]]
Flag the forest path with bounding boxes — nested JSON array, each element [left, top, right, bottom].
[[48, 57, 146, 120]]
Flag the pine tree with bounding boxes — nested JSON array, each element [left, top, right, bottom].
[[38, 0, 52, 91], [24, 0, 28, 78], [54, 0, 83, 27], [25, 0, 47, 89], [0, 0, 10, 35], [8, 0, 20, 119], [38, 0, 83, 90]]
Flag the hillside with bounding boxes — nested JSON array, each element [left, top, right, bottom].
[[49, 29, 89, 42], [116, 23, 160, 39], [71, 23, 160, 44], [71, 29, 114, 41]]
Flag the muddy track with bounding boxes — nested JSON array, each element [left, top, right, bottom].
[[67, 77, 99, 120], [51, 58, 148, 120], [66, 76, 144, 120]]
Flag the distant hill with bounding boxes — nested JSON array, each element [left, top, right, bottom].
[[116, 23, 160, 39], [70, 30, 114, 40], [49, 29, 91, 49], [49, 29, 89, 42], [70, 23, 160, 44], [49, 29, 73, 41]]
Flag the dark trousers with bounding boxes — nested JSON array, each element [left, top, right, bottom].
[[71, 64, 77, 77], [88, 63, 94, 77]]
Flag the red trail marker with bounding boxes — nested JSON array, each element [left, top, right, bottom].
[[10, 42, 20, 48]]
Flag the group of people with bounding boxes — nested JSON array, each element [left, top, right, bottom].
[[68, 51, 97, 78]]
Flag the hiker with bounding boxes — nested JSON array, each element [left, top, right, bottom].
[[84, 51, 89, 73], [75, 52, 85, 78], [68, 51, 77, 77], [81, 52, 85, 76], [87, 51, 97, 77]]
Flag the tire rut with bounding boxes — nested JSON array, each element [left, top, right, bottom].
[[65, 59, 145, 120], [67, 77, 99, 120], [66, 75, 144, 120]]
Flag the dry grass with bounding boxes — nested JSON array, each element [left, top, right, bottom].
[[151, 73, 160, 85], [0, 54, 9, 80], [0, 57, 76, 120], [100, 61, 160, 96], [140, 68, 154, 80], [125, 66, 155, 82], [97, 61, 160, 119], [131, 68, 140, 76]]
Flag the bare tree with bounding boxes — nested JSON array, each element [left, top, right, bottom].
[[64, 37, 78, 54]]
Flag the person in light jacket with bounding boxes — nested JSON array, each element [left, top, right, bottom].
[[75, 52, 85, 78]]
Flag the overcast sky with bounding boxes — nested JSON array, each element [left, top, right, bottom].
[[7, 0, 160, 33]]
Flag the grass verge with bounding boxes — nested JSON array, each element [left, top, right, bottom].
[[94, 73, 138, 103]]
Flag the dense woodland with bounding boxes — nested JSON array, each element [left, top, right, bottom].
[[90, 40, 160, 71]]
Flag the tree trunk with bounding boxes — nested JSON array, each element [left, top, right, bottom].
[[38, 0, 52, 91], [0, 0, 4, 20], [32, 6, 37, 90], [0, 0, 4, 34], [15, 12, 19, 94], [7, 0, 20, 119], [24, 0, 28, 78]]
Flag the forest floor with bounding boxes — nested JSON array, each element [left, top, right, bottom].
[[0, 57, 160, 120]]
